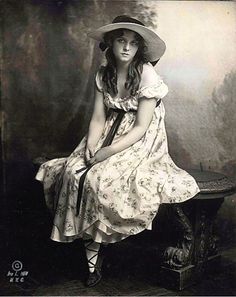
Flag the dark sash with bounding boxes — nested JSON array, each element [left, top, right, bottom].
[[75, 108, 126, 215]]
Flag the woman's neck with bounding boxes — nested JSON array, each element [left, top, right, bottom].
[[116, 61, 130, 75]]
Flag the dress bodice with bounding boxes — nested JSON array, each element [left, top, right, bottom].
[[95, 64, 169, 111]]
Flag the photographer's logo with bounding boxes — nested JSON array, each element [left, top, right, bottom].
[[7, 260, 29, 283]]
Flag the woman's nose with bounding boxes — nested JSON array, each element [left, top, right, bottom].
[[123, 42, 130, 51]]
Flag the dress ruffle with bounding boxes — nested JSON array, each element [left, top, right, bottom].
[[137, 82, 168, 100], [49, 219, 153, 243]]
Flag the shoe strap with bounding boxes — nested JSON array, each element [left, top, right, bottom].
[[84, 239, 100, 269], [87, 252, 99, 268]]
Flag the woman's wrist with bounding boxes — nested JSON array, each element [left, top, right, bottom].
[[86, 139, 97, 148], [103, 145, 116, 159], [108, 144, 118, 155]]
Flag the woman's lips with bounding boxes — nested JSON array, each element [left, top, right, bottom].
[[121, 53, 129, 56]]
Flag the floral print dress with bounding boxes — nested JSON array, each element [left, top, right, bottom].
[[35, 64, 200, 243]]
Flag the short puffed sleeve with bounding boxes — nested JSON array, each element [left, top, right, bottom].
[[137, 80, 168, 100], [95, 66, 105, 92], [137, 63, 168, 100]]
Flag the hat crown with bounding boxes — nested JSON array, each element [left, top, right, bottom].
[[112, 15, 144, 26]]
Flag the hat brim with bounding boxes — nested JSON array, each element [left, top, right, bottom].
[[88, 22, 166, 62]]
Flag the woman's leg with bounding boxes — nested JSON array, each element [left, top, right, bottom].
[[84, 239, 101, 273], [83, 239, 104, 287]]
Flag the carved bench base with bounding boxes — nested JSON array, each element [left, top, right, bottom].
[[157, 198, 224, 290], [159, 254, 221, 290], [154, 168, 236, 290]]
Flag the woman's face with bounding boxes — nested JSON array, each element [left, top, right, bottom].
[[112, 30, 139, 64]]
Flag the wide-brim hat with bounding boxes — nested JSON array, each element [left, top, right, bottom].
[[88, 15, 166, 63]]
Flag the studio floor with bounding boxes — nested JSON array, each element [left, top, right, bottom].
[[0, 238, 235, 296]]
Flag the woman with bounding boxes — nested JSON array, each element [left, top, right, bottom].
[[35, 15, 200, 287]]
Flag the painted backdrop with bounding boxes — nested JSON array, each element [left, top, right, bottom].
[[1, 0, 236, 247]]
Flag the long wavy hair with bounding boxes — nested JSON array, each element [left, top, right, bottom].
[[100, 29, 148, 96]]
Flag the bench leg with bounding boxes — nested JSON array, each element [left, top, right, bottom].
[[159, 198, 224, 290], [162, 203, 194, 269], [193, 199, 224, 277]]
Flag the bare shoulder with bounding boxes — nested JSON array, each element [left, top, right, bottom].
[[140, 63, 161, 87]]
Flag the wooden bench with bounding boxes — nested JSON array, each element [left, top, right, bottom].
[[33, 157, 236, 290]]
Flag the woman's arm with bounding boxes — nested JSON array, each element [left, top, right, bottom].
[[85, 87, 106, 163], [87, 97, 157, 165], [111, 98, 157, 153]]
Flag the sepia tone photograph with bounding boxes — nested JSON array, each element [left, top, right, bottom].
[[0, 0, 236, 296]]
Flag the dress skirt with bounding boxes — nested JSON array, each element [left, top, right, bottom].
[[35, 65, 200, 243]]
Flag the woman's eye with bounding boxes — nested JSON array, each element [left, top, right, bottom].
[[131, 41, 139, 46], [117, 38, 125, 43]]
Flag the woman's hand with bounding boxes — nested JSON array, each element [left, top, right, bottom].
[[85, 144, 96, 165], [87, 146, 114, 166]]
